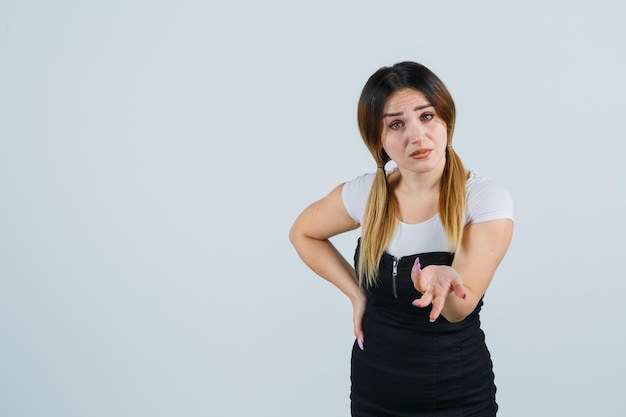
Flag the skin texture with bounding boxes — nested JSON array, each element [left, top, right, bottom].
[[289, 87, 513, 347], [289, 184, 365, 345], [381, 89, 448, 179]]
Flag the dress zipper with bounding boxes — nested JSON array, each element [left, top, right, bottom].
[[392, 257, 399, 299]]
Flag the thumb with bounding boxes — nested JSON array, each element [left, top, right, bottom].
[[411, 256, 422, 279], [355, 330, 364, 351], [354, 316, 364, 350]]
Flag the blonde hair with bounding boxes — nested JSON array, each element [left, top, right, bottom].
[[356, 62, 467, 287]]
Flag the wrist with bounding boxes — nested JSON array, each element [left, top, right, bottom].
[[350, 288, 366, 306]]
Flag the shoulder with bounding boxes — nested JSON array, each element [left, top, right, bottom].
[[465, 170, 514, 224], [341, 172, 376, 224], [343, 172, 376, 190], [466, 170, 509, 196]]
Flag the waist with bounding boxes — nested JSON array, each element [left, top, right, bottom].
[[365, 298, 481, 334]]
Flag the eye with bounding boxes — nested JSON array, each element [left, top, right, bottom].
[[420, 113, 434, 121], [389, 120, 405, 129]]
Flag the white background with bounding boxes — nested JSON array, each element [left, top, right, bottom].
[[1, 1, 625, 416]]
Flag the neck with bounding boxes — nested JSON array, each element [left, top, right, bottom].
[[395, 163, 445, 196]]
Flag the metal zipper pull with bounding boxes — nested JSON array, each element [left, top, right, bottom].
[[392, 258, 399, 299]]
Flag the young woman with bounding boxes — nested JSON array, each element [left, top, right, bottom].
[[289, 61, 514, 416]]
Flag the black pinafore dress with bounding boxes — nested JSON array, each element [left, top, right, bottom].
[[350, 240, 498, 417]]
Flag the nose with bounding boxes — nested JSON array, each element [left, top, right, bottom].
[[408, 121, 426, 143]]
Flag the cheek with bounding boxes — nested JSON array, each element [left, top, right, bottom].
[[381, 130, 401, 146], [432, 124, 448, 142], [381, 136, 399, 155], [380, 134, 391, 150], [438, 122, 448, 137]]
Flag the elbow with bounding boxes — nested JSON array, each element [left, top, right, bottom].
[[289, 221, 304, 248], [288, 224, 298, 246]]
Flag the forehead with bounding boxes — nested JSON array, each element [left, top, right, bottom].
[[384, 88, 429, 112]]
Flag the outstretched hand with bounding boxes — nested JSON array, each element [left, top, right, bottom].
[[410, 257, 467, 322]]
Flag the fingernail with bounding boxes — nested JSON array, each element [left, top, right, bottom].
[[357, 338, 364, 351], [429, 317, 436, 323], [412, 257, 421, 275]]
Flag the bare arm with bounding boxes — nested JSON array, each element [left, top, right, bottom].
[[289, 183, 366, 342], [289, 183, 362, 301], [412, 219, 514, 323]]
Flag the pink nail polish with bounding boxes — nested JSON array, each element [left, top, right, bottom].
[[357, 339, 364, 351], [412, 257, 421, 275]]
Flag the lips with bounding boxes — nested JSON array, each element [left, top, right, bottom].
[[410, 149, 431, 159]]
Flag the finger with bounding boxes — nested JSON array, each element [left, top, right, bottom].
[[429, 294, 446, 322], [353, 315, 364, 350], [410, 259, 422, 290], [354, 327, 364, 351], [354, 322, 364, 343], [411, 257, 421, 279], [451, 282, 467, 300], [412, 291, 433, 308], [357, 337, 364, 351], [413, 270, 431, 294]]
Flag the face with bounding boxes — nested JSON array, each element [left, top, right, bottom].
[[381, 88, 448, 175]]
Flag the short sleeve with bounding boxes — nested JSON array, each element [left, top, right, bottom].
[[341, 173, 375, 224], [465, 171, 514, 225]]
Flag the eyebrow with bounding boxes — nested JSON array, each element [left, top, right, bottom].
[[382, 104, 433, 118]]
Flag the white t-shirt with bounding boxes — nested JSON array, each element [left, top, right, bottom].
[[341, 170, 514, 258]]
